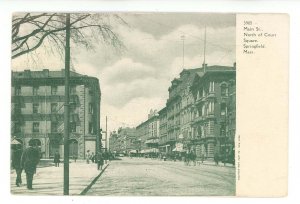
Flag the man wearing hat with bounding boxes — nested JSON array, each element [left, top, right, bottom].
[[21, 142, 40, 190], [11, 144, 23, 187]]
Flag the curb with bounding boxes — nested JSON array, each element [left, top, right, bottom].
[[80, 164, 109, 195]]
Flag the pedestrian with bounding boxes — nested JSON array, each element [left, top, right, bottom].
[[190, 150, 196, 166], [21, 143, 40, 190], [186, 151, 190, 166], [86, 150, 90, 164], [214, 152, 219, 166], [103, 150, 108, 164], [54, 151, 60, 167], [200, 153, 205, 164], [183, 152, 188, 165], [91, 152, 95, 163], [11, 144, 23, 187], [73, 155, 77, 163], [96, 151, 104, 170]]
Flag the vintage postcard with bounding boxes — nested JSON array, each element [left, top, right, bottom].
[[10, 12, 288, 196]]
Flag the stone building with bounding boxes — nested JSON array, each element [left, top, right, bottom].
[[11, 69, 101, 159], [108, 128, 138, 155], [136, 110, 160, 154], [158, 107, 168, 152], [190, 64, 236, 161], [164, 69, 200, 153], [108, 131, 118, 153]]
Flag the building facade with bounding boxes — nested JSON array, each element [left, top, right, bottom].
[[163, 69, 200, 153], [108, 128, 138, 155], [166, 78, 182, 153], [190, 64, 236, 161], [136, 110, 160, 154], [108, 131, 118, 153], [11, 69, 101, 159], [158, 107, 168, 152]]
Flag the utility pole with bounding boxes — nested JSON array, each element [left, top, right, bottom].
[[203, 26, 206, 67], [105, 116, 108, 149], [63, 13, 71, 196], [181, 35, 185, 69]]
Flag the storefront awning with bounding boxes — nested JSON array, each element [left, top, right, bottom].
[[172, 146, 186, 152], [141, 148, 159, 153], [11, 138, 21, 145], [145, 138, 159, 144]]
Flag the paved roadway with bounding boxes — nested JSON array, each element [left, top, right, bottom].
[[86, 157, 235, 196]]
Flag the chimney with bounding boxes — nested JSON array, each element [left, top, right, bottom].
[[43, 69, 49, 77], [24, 69, 31, 77], [61, 69, 65, 77], [233, 62, 236, 69], [202, 63, 207, 72]]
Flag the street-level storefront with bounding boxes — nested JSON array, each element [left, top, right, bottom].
[[159, 144, 170, 153]]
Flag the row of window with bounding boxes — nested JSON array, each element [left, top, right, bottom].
[[14, 85, 76, 96], [14, 102, 94, 114], [193, 120, 232, 138], [196, 82, 233, 100], [13, 122, 95, 134]]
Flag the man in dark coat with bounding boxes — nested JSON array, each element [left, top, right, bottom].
[[54, 151, 60, 167], [103, 150, 108, 164], [190, 150, 196, 166], [96, 151, 104, 170], [21, 144, 40, 190], [11, 144, 23, 187]]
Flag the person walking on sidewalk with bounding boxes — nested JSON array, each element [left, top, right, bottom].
[[214, 152, 220, 166], [91, 152, 95, 163], [86, 150, 91, 164], [21, 143, 40, 190], [96, 151, 104, 170], [54, 151, 60, 167], [11, 144, 23, 187], [103, 149, 109, 164]]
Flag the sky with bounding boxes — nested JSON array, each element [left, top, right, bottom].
[[11, 12, 236, 133]]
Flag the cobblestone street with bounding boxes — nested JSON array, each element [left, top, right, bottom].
[[86, 157, 235, 196]]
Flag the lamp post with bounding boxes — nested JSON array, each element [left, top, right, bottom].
[[224, 106, 229, 166]]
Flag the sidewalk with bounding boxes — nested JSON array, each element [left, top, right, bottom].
[[10, 160, 109, 195]]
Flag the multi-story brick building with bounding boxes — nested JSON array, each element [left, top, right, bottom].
[[166, 78, 182, 153], [164, 69, 200, 153], [190, 64, 236, 161], [11, 69, 101, 159], [158, 107, 167, 152], [108, 131, 118, 153], [136, 110, 160, 154], [108, 128, 138, 155]]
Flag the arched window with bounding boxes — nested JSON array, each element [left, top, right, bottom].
[[221, 82, 228, 97], [49, 139, 59, 157]]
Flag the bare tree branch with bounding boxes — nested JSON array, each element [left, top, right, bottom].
[[11, 12, 126, 60]]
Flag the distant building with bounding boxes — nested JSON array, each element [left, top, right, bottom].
[[11, 69, 101, 159], [136, 109, 160, 154], [158, 107, 167, 152], [108, 131, 118, 153], [108, 127, 138, 155]]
